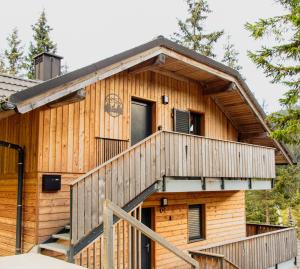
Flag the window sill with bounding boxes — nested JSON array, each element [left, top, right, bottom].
[[188, 238, 206, 244]]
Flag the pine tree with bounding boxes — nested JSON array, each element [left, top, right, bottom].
[[245, 0, 300, 144], [25, 10, 57, 79], [4, 28, 24, 76], [172, 0, 224, 58], [221, 35, 242, 71]]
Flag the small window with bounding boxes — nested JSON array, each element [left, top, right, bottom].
[[188, 204, 205, 242], [190, 112, 204, 136]]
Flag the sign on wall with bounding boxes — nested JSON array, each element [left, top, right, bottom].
[[104, 93, 123, 117]]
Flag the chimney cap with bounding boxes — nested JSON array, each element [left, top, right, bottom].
[[34, 51, 63, 60]]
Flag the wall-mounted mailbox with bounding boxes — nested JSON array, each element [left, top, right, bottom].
[[42, 174, 61, 192]]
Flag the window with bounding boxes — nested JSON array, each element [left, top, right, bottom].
[[190, 112, 204, 136], [188, 204, 205, 242], [173, 108, 204, 136]]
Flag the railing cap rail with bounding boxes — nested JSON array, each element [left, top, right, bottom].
[[188, 226, 296, 252]]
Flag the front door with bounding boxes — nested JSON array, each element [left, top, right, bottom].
[[141, 208, 152, 269], [131, 99, 152, 145]]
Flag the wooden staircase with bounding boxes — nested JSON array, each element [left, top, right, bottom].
[[39, 224, 71, 256], [37, 130, 276, 266]]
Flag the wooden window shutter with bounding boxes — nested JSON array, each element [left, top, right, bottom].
[[188, 205, 204, 241], [173, 108, 190, 134]]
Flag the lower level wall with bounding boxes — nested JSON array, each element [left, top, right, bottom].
[[37, 172, 83, 243], [143, 191, 246, 269], [0, 173, 38, 256]]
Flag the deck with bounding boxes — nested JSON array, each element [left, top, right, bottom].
[[190, 224, 297, 269]]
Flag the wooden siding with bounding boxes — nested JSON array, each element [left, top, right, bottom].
[[32, 70, 239, 245], [37, 71, 238, 175], [0, 112, 39, 255], [144, 191, 246, 269]]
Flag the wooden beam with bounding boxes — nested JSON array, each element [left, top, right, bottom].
[[17, 47, 164, 114], [128, 54, 165, 75], [212, 96, 239, 130], [48, 88, 86, 108], [239, 132, 269, 140], [151, 67, 196, 83], [105, 199, 200, 269], [203, 82, 237, 96], [103, 200, 114, 269]]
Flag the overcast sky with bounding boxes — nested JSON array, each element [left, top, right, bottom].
[[0, 0, 287, 112]]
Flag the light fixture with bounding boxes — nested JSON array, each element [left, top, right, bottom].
[[162, 95, 169, 105], [160, 198, 168, 207]]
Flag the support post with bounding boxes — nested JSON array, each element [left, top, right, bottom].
[[103, 200, 114, 269]]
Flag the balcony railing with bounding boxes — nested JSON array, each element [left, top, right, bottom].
[[70, 131, 276, 244], [190, 224, 297, 269]]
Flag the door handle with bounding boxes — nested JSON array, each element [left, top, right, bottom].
[[145, 243, 150, 253]]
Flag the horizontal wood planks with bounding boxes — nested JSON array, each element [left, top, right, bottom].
[[0, 111, 39, 255], [144, 191, 246, 269]]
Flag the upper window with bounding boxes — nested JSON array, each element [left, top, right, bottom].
[[173, 108, 204, 136], [190, 112, 204, 136], [188, 204, 205, 242]]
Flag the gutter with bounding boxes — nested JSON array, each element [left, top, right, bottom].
[[0, 141, 24, 254]]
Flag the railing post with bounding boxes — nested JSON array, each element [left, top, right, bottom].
[[103, 200, 114, 269]]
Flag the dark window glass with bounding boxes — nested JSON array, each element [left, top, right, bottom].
[[190, 112, 204, 135]]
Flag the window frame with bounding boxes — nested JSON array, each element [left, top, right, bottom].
[[187, 204, 206, 243]]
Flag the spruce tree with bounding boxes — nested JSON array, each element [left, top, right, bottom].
[[221, 35, 242, 72], [245, 0, 300, 144], [4, 28, 24, 76], [26, 10, 57, 79], [173, 0, 224, 58]]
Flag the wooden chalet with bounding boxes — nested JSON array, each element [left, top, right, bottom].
[[0, 36, 297, 269]]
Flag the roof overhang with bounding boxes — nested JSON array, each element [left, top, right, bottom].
[[1, 37, 295, 164]]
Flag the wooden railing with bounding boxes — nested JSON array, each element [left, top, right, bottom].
[[190, 226, 297, 269], [74, 204, 143, 268], [102, 199, 199, 269], [190, 251, 239, 269], [95, 137, 129, 166], [70, 131, 276, 245], [246, 223, 288, 236]]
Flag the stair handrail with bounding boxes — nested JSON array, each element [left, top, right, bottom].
[[69, 130, 163, 186], [103, 199, 199, 269]]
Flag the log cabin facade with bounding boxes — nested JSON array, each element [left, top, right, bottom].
[[0, 37, 296, 268]]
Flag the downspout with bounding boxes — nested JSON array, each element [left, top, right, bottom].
[[0, 141, 24, 254]]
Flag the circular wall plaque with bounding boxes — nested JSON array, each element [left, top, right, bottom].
[[104, 93, 123, 117]]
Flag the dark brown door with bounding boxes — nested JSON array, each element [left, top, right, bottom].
[[141, 208, 152, 269], [131, 99, 152, 145]]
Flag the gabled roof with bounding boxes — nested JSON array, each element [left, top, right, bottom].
[[0, 73, 39, 100], [1, 36, 295, 164]]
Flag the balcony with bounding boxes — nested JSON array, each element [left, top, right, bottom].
[[189, 224, 297, 269], [71, 131, 276, 244]]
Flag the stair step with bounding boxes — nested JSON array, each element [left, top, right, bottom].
[[39, 242, 69, 255], [65, 224, 70, 230], [52, 233, 70, 241]]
